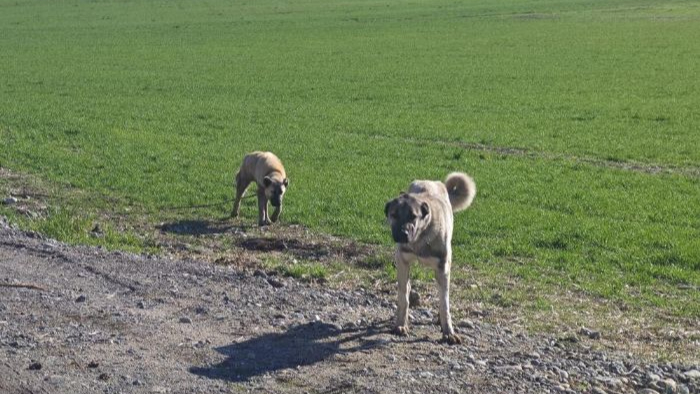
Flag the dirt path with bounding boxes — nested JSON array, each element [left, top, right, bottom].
[[1, 219, 698, 394]]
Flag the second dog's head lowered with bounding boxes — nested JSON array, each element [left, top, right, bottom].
[[263, 176, 289, 207], [384, 193, 432, 244]]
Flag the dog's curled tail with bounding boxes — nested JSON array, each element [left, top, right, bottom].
[[444, 172, 476, 212]]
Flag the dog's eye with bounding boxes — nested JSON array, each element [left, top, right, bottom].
[[407, 213, 416, 221]]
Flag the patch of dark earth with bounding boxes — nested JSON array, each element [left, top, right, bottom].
[[1, 217, 698, 394]]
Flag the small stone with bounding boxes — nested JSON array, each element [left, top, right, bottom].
[[97, 373, 110, 381], [136, 301, 145, 309], [132, 379, 143, 386], [179, 316, 192, 324], [557, 369, 569, 380], [409, 290, 420, 307], [684, 370, 700, 380], [253, 269, 267, 278], [194, 306, 208, 315], [3, 197, 18, 205], [28, 361, 42, 370], [648, 373, 663, 382], [418, 371, 434, 379], [457, 319, 475, 329], [87, 361, 99, 368], [579, 327, 601, 339], [658, 379, 677, 393], [75, 295, 87, 303], [598, 377, 624, 388], [267, 278, 285, 288]]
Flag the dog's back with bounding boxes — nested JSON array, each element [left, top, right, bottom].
[[241, 151, 286, 184], [408, 180, 448, 199], [408, 172, 475, 213]]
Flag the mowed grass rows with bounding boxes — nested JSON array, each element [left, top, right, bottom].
[[1, 0, 699, 317]]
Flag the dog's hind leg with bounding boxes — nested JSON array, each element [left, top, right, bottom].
[[435, 261, 461, 345], [232, 172, 251, 218], [393, 251, 411, 336]]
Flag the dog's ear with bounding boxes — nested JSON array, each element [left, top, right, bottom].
[[384, 200, 395, 218], [283, 178, 289, 187], [263, 176, 272, 187], [420, 202, 430, 218]]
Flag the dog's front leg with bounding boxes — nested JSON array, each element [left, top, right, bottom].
[[436, 261, 461, 345], [270, 205, 282, 223], [257, 186, 271, 226], [394, 250, 411, 336]]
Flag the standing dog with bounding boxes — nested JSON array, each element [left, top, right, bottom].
[[231, 151, 289, 226], [384, 172, 476, 344]]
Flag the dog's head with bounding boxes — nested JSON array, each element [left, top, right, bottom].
[[263, 176, 289, 207], [384, 193, 431, 244]]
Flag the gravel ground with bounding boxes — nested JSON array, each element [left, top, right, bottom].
[[1, 217, 699, 394]]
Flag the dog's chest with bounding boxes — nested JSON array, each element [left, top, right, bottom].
[[398, 246, 442, 269]]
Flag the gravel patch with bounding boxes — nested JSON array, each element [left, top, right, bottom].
[[1, 220, 698, 393]]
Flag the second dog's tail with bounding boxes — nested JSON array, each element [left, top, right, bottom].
[[444, 172, 476, 212]]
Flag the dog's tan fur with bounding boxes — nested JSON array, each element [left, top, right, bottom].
[[385, 172, 476, 344], [232, 151, 289, 226]]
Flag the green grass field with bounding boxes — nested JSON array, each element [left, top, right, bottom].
[[1, 0, 699, 322]]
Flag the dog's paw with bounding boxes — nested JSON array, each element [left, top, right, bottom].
[[258, 220, 272, 226], [393, 326, 409, 337], [440, 333, 462, 345]]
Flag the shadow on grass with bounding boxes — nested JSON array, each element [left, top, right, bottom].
[[158, 219, 250, 236], [236, 236, 377, 264], [189, 321, 423, 382]]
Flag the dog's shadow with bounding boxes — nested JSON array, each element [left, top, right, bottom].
[[189, 321, 420, 382], [158, 219, 250, 236]]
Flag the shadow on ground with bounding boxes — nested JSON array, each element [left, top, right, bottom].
[[190, 321, 413, 382], [236, 236, 383, 266], [158, 219, 249, 236]]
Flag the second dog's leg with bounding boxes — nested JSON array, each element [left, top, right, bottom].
[[257, 186, 271, 226], [436, 262, 461, 345], [394, 251, 411, 336]]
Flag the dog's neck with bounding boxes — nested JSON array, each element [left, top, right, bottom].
[[267, 171, 285, 181], [400, 221, 446, 260]]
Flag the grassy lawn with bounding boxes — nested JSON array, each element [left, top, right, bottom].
[[1, 0, 699, 345]]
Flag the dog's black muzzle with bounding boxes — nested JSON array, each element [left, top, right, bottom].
[[391, 226, 409, 244], [271, 198, 282, 207]]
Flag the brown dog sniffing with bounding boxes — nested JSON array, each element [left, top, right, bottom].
[[231, 151, 289, 226]]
